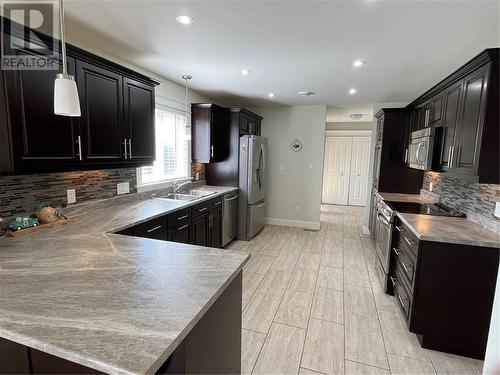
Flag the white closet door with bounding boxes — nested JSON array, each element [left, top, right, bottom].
[[322, 137, 352, 205], [348, 136, 371, 206]]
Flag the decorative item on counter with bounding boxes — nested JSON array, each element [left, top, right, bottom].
[[8, 216, 39, 231], [34, 204, 63, 224]]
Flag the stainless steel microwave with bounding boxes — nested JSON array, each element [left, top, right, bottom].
[[408, 128, 436, 170]]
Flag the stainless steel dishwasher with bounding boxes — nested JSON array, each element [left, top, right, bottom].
[[222, 192, 239, 247]]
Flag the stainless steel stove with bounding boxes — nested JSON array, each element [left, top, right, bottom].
[[374, 198, 465, 292]]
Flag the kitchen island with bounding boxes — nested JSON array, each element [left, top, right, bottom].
[[0, 187, 249, 374]]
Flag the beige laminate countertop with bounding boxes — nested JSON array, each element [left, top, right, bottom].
[[377, 192, 438, 203], [397, 213, 500, 248], [0, 185, 249, 375]]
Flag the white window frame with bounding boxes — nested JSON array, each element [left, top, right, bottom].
[[136, 102, 191, 193]]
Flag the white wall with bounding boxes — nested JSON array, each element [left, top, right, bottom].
[[484, 267, 500, 374], [249, 105, 327, 230]]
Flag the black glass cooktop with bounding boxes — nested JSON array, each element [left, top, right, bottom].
[[385, 201, 466, 218]]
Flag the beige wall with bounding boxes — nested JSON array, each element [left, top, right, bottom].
[[249, 105, 327, 230], [326, 122, 372, 131]]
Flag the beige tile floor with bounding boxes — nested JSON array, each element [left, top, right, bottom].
[[228, 204, 485, 375]]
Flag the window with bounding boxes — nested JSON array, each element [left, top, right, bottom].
[[138, 106, 190, 188]]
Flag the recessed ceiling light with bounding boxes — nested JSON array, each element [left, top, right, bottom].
[[349, 88, 357, 95], [298, 91, 315, 97], [176, 15, 194, 25], [353, 60, 365, 68], [240, 69, 250, 76], [268, 93, 275, 98]]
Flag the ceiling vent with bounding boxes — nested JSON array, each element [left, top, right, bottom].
[[298, 91, 315, 97], [350, 114, 364, 120]]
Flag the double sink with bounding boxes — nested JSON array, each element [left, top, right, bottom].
[[156, 190, 217, 202]]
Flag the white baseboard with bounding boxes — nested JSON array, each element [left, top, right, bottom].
[[264, 217, 321, 231]]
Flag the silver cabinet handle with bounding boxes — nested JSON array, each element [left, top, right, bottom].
[[214, 201, 221, 206], [398, 295, 408, 309], [449, 146, 454, 169], [123, 139, 128, 159], [210, 145, 214, 158], [390, 276, 397, 287], [177, 224, 189, 231], [128, 139, 132, 159], [401, 261, 413, 273], [198, 207, 208, 212], [177, 214, 189, 221], [447, 147, 452, 168], [147, 225, 163, 233], [393, 247, 400, 256], [395, 225, 404, 232], [404, 148, 408, 163], [76, 136, 82, 161], [404, 236, 415, 247], [224, 195, 239, 202]]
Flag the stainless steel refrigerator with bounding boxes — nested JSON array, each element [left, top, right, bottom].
[[238, 135, 267, 240]]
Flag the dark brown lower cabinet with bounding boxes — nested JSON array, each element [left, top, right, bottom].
[[0, 273, 242, 375], [168, 222, 192, 244], [390, 218, 499, 359], [117, 197, 225, 249], [192, 214, 209, 247]]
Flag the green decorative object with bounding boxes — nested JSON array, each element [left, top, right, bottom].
[[8, 216, 39, 231]]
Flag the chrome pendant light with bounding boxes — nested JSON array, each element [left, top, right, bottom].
[[54, 0, 81, 117], [182, 74, 192, 140]]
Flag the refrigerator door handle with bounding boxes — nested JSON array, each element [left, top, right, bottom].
[[260, 143, 266, 194]]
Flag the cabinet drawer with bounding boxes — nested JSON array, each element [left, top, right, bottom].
[[192, 197, 222, 217], [393, 245, 416, 287], [395, 221, 419, 256], [133, 216, 168, 240], [167, 208, 191, 228], [393, 266, 412, 322]]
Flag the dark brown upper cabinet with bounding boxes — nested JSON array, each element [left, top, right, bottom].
[[0, 17, 158, 175], [123, 78, 155, 164], [191, 104, 229, 163], [1, 50, 79, 173], [76, 60, 124, 163], [405, 48, 499, 183], [232, 108, 263, 136]]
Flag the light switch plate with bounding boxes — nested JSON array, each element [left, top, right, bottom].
[[66, 189, 76, 204], [117, 182, 130, 195], [494, 202, 500, 219]]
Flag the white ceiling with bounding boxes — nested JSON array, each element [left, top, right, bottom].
[[64, 1, 499, 108]]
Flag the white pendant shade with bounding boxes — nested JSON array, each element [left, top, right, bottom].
[[54, 74, 81, 117]]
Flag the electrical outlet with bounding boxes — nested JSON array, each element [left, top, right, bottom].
[[429, 182, 434, 192], [117, 182, 130, 195], [495, 202, 500, 219], [66, 189, 76, 204]]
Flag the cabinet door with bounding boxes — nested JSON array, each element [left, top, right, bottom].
[[210, 106, 228, 162], [168, 223, 192, 244], [410, 108, 420, 132], [5, 52, 79, 169], [123, 78, 155, 163], [240, 115, 249, 135], [348, 137, 371, 206], [76, 60, 124, 163], [437, 80, 463, 171], [208, 208, 222, 248], [418, 100, 432, 128], [430, 91, 444, 126], [192, 214, 208, 246], [452, 64, 490, 177], [322, 137, 352, 205]]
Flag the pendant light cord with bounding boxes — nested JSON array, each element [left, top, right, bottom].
[[59, 0, 67, 75]]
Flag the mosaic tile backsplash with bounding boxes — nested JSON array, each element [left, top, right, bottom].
[[0, 163, 205, 220], [423, 171, 500, 234]]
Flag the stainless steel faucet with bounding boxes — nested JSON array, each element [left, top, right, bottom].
[[173, 180, 192, 193]]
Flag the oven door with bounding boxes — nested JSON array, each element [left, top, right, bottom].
[[375, 212, 392, 273]]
